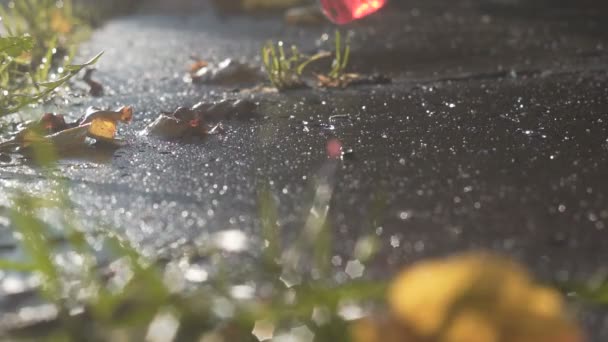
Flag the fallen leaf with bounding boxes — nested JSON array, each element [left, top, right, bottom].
[[1, 105, 132, 155], [46, 124, 91, 151], [88, 118, 117, 141], [141, 115, 193, 140], [193, 99, 258, 122], [80, 106, 133, 125], [189, 59, 209, 74], [188, 59, 264, 85], [17, 125, 90, 154]]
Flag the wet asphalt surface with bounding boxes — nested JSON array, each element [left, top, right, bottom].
[[1, 0, 608, 338]]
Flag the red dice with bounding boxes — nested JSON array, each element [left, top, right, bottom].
[[320, 0, 387, 24]]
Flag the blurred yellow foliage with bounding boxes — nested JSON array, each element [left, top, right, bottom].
[[50, 9, 72, 34], [351, 252, 583, 342]]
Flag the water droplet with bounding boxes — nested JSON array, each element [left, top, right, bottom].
[[345, 260, 365, 279], [146, 311, 180, 342], [184, 266, 208, 283], [252, 320, 275, 341], [390, 235, 400, 248], [338, 302, 365, 320], [279, 326, 315, 342], [312, 306, 331, 325], [231, 285, 255, 300], [331, 255, 343, 266], [213, 230, 248, 252], [213, 297, 235, 319], [399, 211, 411, 220]]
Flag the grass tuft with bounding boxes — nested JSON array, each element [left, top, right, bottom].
[[261, 40, 329, 90], [0, 0, 101, 119]]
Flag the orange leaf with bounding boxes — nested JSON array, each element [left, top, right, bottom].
[[88, 118, 117, 141]]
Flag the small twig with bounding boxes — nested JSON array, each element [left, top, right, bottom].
[[329, 114, 350, 121]]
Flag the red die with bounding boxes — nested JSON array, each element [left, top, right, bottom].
[[320, 0, 387, 24]]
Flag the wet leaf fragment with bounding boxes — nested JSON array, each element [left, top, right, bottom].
[[141, 114, 195, 140], [193, 99, 258, 122], [44, 124, 91, 151], [89, 119, 117, 141], [189, 58, 209, 74], [0, 105, 133, 155], [316, 73, 391, 88], [143, 99, 257, 140], [80, 106, 133, 143], [13, 125, 91, 156], [0, 113, 71, 152], [18, 113, 71, 136], [79, 106, 133, 125], [187, 58, 264, 85]]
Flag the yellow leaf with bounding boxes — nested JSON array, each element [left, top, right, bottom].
[[88, 118, 117, 141], [444, 310, 498, 342], [350, 317, 416, 342], [387, 253, 582, 342], [388, 255, 478, 337], [50, 10, 72, 34]]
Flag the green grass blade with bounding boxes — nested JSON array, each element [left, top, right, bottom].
[[9, 198, 61, 299], [36, 36, 57, 82], [341, 40, 350, 72], [0, 36, 34, 57], [0, 259, 36, 272], [0, 5, 15, 35], [64, 50, 104, 71], [335, 30, 341, 64], [258, 188, 281, 269], [296, 51, 330, 76]]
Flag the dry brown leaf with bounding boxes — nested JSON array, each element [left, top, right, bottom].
[[189, 59, 209, 74], [81, 106, 133, 125], [118, 106, 133, 123], [46, 124, 91, 150], [141, 115, 193, 139]]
